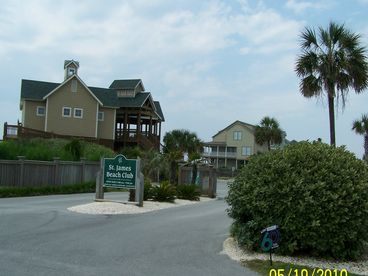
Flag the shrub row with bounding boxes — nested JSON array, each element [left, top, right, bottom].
[[0, 181, 96, 198]]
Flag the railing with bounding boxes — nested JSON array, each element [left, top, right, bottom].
[[3, 122, 114, 149], [115, 129, 160, 150], [202, 151, 237, 158]]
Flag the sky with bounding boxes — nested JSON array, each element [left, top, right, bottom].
[[0, 0, 368, 158]]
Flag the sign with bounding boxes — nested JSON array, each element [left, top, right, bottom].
[[260, 225, 280, 252], [103, 155, 137, 189]]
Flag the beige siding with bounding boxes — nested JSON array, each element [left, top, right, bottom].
[[46, 78, 98, 138], [23, 100, 46, 131], [97, 107, 116, 139]]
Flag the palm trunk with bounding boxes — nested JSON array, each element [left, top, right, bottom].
[[191, 162, 197, 184], [364, 134, 368, 162], [267, 140, 271, 151], [327, 93, 336, 147]]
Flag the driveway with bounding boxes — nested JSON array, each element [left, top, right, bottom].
[[0, 179, 255, 276]]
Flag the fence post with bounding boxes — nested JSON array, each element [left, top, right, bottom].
[[17, 156, 25, 187], [53, 157, 60, 186], [80, 157, 86, 183]]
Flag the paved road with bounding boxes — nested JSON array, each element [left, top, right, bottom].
[[0, 180, 255, 276]]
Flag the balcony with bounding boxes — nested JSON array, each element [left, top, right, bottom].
[[202, 151, 237, 158]]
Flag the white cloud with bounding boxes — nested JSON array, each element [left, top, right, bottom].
[[285, 0, 330, 14]]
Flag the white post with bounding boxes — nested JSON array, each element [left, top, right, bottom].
[[135, 157, 144, 207]]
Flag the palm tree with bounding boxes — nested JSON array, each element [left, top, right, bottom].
[[255, 116, 283, 151], [163, 129, 202, 184], [296, 21, 368, 146], [352, 114, 368, 161]]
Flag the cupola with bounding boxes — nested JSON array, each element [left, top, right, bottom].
[[64, 60, 79, 80]]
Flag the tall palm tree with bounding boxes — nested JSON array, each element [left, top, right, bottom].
[[163, 129, 202, 184], [352, 114, 368, 161], [255, 116, 283, 151], [296, 21, 368, 146]]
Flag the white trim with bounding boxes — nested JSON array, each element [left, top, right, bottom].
[[42, 75, 103, 106], [95, 103, 99, 138], [64, 60, 79, 69], [45, 99, 48, 131], [22, 100, 26, 125], [112, 109, 116, 140], [73, 108, 83, 119], [98, 111, 104, 121], [62, 106, 72, 117]]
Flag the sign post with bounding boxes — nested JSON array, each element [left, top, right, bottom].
[[95, 155, 144, 207], [260, 225, 280, 266]]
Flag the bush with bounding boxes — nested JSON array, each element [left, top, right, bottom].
[[226, 141, 368, 260], [151, 181, 176, 202], [176, 184, 200, 201], [0, 181, 96, 197], [144, 179, 153, 200]]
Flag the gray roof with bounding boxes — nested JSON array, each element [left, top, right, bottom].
[[64, 60, 79, 68], [21, 79, 164, 121], [109, 79, 142, 90]]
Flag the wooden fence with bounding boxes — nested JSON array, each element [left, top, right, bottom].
[[0, 157, 100, 187]]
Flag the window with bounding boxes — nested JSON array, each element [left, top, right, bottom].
[[36, 106, 45, 116], [98, 111, 104, 121], [233, 131, 242, 141], [242, 146, 252, 156], [68, 68, 76, 76], [74, 108, 83, 118], [62, 107, 72, 117], [71, 79, 77, 92]]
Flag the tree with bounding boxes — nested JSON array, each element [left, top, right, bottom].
[[296, 21, 368, 146], [352, 114, 368, 161], [163, 130, 202, 184], [255, 116, 283, 151]]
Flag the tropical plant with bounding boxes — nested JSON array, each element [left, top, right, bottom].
[[64, 139, 83, 161], [352, 114, 368, 161], [143, 179, 153, 200], [254, 116, 283, 151], [296, 21, 368, 146], [176, 184, 201, 201], [141, 149, 168, 182], [163, 130, 202, 184], [151, 181, 176, 202]]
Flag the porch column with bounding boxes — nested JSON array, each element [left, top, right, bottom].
[[149, 116, 153, 138], [137, 111, 141, 144], [124, 112, 128, 147]]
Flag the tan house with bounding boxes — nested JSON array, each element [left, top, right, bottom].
[[202, 120, 268, 170], [13, 60, 164, 150]]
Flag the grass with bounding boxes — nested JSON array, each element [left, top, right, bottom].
[[0, 181, 96, 197], [243, 259, 360, 276]]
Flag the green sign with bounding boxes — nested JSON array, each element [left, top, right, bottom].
[[103, 155, 137, 189]]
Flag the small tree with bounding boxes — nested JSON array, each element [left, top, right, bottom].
[[352, 114, 368, 161], [255, 116, 283, 151], [64, 139, 83, 161]]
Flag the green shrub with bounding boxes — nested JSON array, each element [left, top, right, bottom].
[[176, 184, 200, 201], [0, 181, 96, 197], [64, 139, 83, 161], [226, 141, 368, 260], [151, 181, 176, 202], [144, 179, 153, 200]]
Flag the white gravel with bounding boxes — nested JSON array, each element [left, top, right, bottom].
[[222, 237, 368, 275], [68, 197, 214, 215]]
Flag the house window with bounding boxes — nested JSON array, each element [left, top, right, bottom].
[[233, 131, 242, 141], [36, 106, 45, 116], [68, 68, 76, 76], [98, 111, 104, 121], [242, 146, 252, 156], [74, 108, 83, 119], [71, 79, 77, 92], [62, 107, 72, 117]]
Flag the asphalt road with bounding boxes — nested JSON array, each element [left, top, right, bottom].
[[0, 179, 256, 276]]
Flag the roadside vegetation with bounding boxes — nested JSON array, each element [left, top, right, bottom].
[[226, 141, 368, 260], [0, 181, 96, 198], [0, 138, 114, 161]]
